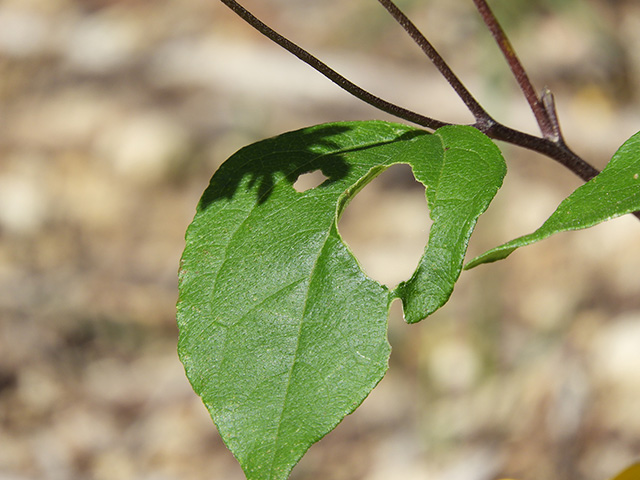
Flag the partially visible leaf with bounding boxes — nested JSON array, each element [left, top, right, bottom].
[[608, 463, 640, 480], [177, 121, 505, 480], [466, 131, 640, 269]]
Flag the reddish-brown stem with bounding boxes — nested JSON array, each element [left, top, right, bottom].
[[377, 0, 492, 127], [218, 0, 640, 220], [470, 0, 557, 140], [217, 0, 591, 174], [219, 0, 447, 130]]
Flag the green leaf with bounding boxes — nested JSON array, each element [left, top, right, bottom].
[[466, 131, 640, 269], [177, 121, 505, 480]]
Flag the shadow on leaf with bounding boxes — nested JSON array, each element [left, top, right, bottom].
[[199, 125, 352, 209], [198, 123, 428, 209]]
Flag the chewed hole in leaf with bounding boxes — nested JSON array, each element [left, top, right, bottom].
[[338, 164, 432, 288], [294, 170, 329, 192]]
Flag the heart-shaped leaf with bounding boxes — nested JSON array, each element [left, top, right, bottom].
[[177, 121, 505, 479]]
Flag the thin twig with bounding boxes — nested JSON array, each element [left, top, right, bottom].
[[377, 0, 493, 128], [219, 0, 446, 130], [465, 0, 640, 220], [218, 0, 640, 221], [470, 0, 556, 140], [218, 0, 593, 175], [374, 0, 600, 182]]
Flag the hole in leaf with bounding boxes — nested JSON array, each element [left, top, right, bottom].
[[294, 170, 329, 192], [338, 164, 432, 288]]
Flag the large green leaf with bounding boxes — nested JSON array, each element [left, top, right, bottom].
[[177, 121, 505, 480], [466, 131, 640, 269]]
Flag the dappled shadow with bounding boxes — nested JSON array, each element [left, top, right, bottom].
[[199, 124, 351, 209], [198, 124, 428, 209]]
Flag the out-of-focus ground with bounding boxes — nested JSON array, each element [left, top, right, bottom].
[[1, 0, 640, 479]]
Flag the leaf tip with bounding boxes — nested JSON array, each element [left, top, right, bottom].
[[464, 246, 517, 270]]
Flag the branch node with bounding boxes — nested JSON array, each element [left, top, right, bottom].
[[540, 87, 563, 143]]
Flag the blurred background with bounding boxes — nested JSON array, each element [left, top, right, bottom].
[[1, 0, 640, 479]]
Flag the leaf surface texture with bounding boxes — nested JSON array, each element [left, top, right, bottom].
[[177, 121, 505, 479]]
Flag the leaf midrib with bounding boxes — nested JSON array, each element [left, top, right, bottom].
[[267, 227, 333, 479]]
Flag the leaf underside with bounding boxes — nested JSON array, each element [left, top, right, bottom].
[[177, 121, 505, 480], [466, 130, 640, 269]]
